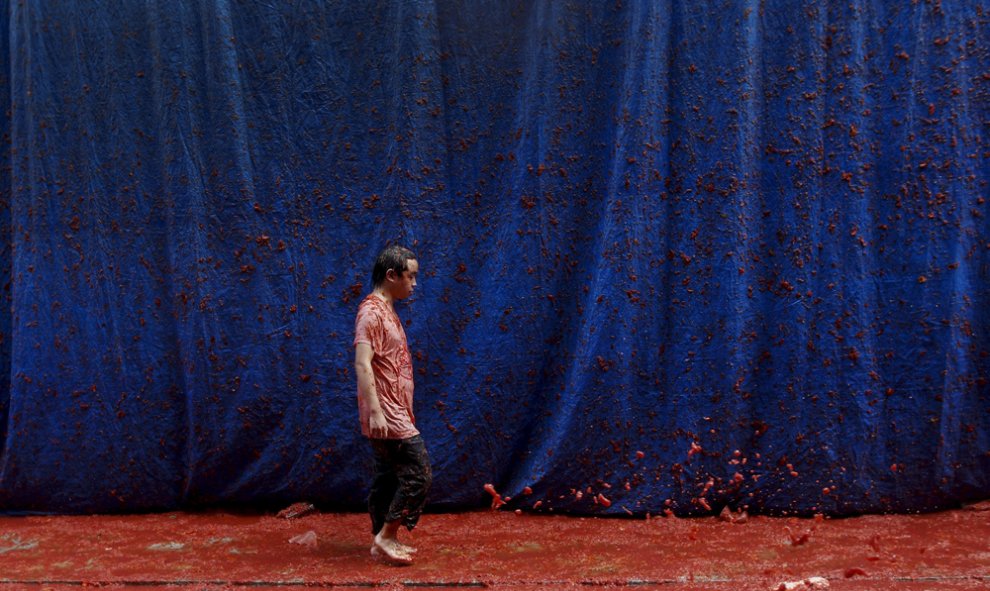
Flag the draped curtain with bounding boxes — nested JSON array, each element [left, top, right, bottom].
[[0, 0, 987, 515]]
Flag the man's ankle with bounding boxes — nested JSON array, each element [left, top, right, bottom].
[[377, 521, 401, 540]]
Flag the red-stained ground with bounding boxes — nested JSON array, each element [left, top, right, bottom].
[[0, 504, 988, 590]]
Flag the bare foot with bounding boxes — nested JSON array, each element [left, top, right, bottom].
[[395, 540, 417, 554], [372, 534, 413, 565]]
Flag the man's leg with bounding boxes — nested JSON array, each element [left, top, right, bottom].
[[372, 435, 431, 563], [368, 440, 399, 536], [383, 435, 433, 535], [369, 439, 414, 564]]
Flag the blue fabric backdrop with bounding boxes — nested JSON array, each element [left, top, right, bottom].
[[0, 0, 988, 516]]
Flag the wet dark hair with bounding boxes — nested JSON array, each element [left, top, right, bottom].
[[372, 245, 416, 287]]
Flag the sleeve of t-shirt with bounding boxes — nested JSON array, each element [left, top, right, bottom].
[[353, 303, 381, 351]]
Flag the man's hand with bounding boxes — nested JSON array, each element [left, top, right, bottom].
[[369, 410, 388, 439]]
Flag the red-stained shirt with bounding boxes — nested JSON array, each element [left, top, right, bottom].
[[353, 294, 418, 439]]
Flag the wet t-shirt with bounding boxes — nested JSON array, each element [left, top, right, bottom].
[[354, 294, 418, 439]]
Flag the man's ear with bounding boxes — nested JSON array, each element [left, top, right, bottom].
[[385, 268, 396, 282]]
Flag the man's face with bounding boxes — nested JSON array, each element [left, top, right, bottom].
[[388, 258, 418, 300]]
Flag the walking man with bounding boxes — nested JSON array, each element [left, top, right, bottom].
[[354, 245, 431, 565]]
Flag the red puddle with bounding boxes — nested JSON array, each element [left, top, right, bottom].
[[0, 506, 988, 590]]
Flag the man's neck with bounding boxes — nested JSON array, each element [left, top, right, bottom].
[[372, 287, 394, 307]]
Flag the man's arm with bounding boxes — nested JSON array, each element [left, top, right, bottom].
[[355, 342, 388, 438]]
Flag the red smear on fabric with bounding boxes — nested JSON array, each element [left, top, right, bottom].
[[701, 479, 715, 495], [844, 567, 868, 578]]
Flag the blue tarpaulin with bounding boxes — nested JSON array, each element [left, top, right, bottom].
[[0, 1, 988, 516]]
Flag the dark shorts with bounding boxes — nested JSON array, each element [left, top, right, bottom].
[[368, 434, 432, 534]]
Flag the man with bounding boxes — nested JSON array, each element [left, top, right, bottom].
[[353, 244, 431, 565]]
